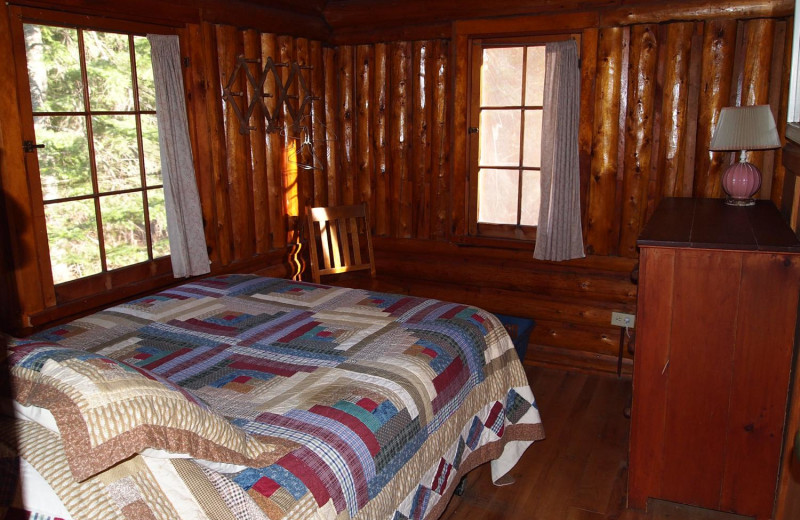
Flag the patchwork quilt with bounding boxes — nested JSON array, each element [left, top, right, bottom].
[[1, 274, 544, 520]]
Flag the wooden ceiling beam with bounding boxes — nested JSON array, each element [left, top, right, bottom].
[[7, 0, 201, 26], [199, 0, 330, 40], [323, 0, 794, 42], [6, 0, 331, 39], [323, 0, 618, 31]]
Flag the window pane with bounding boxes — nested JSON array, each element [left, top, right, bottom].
[[148, 188, 170, 258], [101, 192, 148, 270], [85, 31, 134, 111], [25, 25, 85, 113], [134, 36, 155, 111], [45, 199, 101, 283], [525, 46, 546, 107], [141, 114, 162, 186], [520, 170, 541, 226], [481, 47, 523, 107], [478, 168, 519, 224], [93, 114, 142, 192], [479, 110, 521, 166], [523, 109, 543, 168], [35, 115, 92, 200]]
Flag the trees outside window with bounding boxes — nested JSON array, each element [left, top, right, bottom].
[[468, 40, 549, 241], [24, 23, 168, 284]]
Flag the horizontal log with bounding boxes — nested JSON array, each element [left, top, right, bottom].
[[601, 0, 793, 26], [373, 237, 639, 273], [377, 276, 635, 326], [527, 344, 633, 377], [531, 319, 623, 356], [13, 1, 198, 27], [365, 276, 633, 364], [375, 253, 637, 303], [453, 10, 599, 35], [329, 22, 451, 46], [200, 0, 329, 40], [328, 0, 604, 32]]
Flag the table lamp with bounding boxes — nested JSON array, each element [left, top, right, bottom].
[[708, 105, 781, 206]]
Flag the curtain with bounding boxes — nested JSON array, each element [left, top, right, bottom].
[[534, 39, 585, 261], [148, 34, 210, 278]]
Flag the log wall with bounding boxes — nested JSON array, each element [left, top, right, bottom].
[[180, 24, 453, 267], [0, 0, 794, 374], [176, 7, 791, 374]]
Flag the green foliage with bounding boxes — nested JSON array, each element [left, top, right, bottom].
[[26, 23, 169, 284]]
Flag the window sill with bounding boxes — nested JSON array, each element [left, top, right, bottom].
[[453, 234, 536, 251]]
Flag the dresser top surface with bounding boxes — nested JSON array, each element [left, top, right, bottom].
[[638, 197, 800, 252]]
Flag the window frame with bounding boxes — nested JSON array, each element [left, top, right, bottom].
[[466, 33, 579, 242], [9, 6, 178, 314]]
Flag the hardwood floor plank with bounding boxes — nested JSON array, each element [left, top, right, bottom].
[[527, 376, 604, 518], [567, 507, 607, 520], [438, 366, 754, 520], [569, 377, 631, 515]]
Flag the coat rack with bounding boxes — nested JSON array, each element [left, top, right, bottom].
[[222, 55, 318, 135]]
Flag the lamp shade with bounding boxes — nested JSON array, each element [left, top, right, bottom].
[[709, 105, 781, 151]]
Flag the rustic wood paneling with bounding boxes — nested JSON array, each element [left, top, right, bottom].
[[294, 37, 314, 211], [356, 44, 374, 211], [201, 22, 233, 266], [182, 24, 218, 265], [373, 43, 389, 236], [337, 45, 356, 205], [216, 25, 254, 261], [618, 24, 658, 259], [451, 33, 469, 238], [390, 41, 413, 238], [585, 27, 624, 256], [655, 22, 694, 200], [740, 19, 775, 200], [369, 238, 637, 374], [277, 34, 297, 223], [579, 28, 598, 237], [310, 40, 327, 206], [431, 39, 450, 240], [244, 29, 269, 255], [323, 46, 341, 206], [769, 21, 790, 208], [693, 19, 736, 199], [412, 40, 432, 239], [600, 0, 793, 26], [261, 32, 287, 249]]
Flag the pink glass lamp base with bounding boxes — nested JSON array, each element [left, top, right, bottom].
[[721, 161, 762, 206]]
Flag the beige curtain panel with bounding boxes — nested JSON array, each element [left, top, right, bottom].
[[534, 39, 585, 262], [148, 34, 211, 278]]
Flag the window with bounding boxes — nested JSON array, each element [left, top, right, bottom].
[[468, 40, 548, 240], [22, 22, 168, 285]]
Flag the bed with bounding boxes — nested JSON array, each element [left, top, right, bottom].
[[1, 274, 544, 519]]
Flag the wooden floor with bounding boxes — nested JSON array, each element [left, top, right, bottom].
[[439, 365, 751, 520]]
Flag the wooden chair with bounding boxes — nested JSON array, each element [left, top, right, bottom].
[[305, 203, 376, 284]]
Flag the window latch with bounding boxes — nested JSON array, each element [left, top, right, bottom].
[[468, 127, 479, 134], [23, 140, 45, 153]]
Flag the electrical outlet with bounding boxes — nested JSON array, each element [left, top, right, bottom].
[[611, 312, 635, 328]]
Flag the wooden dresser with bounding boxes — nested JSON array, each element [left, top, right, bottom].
[[628, 197, 800, 520]]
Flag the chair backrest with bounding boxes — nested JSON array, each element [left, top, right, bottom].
[[305, 203, 376, 284]]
